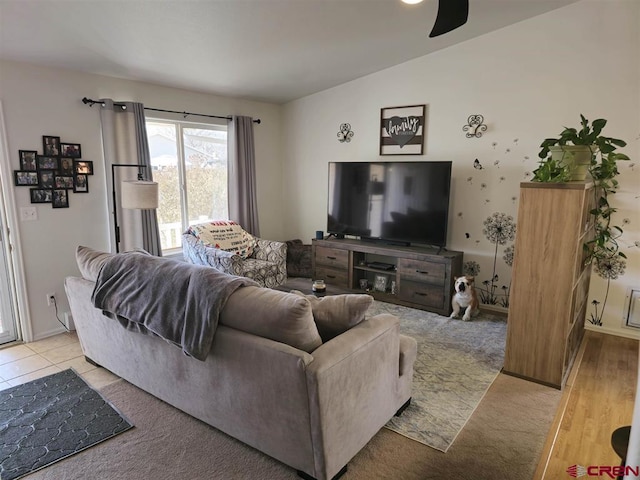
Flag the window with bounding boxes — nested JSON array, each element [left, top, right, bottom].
[[146, 119, 228, 254]]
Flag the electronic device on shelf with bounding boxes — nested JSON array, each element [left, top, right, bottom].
[[327, 161, 452, 247], [367, 262, 395, 271]]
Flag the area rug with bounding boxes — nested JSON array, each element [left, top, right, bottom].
[[0, 368, 133, 480], [370, 301, 507, 452]]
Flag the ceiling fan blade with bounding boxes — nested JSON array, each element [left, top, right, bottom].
[[429, 0, 469, 38]]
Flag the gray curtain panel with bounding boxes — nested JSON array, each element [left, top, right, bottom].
[[228, 115, 260, 236], [99, 99, 162, 256]]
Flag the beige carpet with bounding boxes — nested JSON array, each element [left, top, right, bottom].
[[25, 374, 561, 480]]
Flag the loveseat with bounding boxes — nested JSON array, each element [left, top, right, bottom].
[[182, 221, 287, 288], [66, 246, 417, 480]]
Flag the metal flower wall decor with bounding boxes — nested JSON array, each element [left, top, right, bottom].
[[337, 123, 354, 143], [463, 114, 487, 138]]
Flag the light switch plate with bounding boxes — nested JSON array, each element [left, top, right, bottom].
[[20, 206, 37, 222]]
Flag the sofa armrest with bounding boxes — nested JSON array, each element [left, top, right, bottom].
[[305, 314, 403, 480], [253, 237, 288, 279]]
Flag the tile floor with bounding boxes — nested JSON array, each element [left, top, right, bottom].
[[0, 331, 120, 391]]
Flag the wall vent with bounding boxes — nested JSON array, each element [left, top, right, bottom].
[[623, 287, 640, 329]]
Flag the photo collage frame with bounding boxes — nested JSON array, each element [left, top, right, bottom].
[[13, 135, 93, 209]]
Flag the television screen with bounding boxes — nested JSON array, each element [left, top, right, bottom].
[[327, 161, 452, 246]]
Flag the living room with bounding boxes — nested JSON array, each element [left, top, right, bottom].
[[0, 0, 639, 478], [0, 0, 637, 343]]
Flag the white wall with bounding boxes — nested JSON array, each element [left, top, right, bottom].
[[0, 60, 283, 340], [282, 0, 640, 337]]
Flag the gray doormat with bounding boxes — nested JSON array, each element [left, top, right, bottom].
[[0, 368, 133, 480]]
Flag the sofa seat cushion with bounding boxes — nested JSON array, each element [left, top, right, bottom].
[[220, 286, 322, 353], [188, 220, 256, 259], [291, 291, 374, 342]]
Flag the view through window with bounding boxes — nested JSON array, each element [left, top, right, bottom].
[[146, 119, 228, 253]]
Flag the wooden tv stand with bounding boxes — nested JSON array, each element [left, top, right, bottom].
[[312, 238, 463, 316]]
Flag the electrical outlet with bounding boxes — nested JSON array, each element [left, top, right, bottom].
[[46, 293, 55, 306], [20, 207, 37, 222]]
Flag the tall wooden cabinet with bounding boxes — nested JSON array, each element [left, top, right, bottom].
[[503, 181, 595, 389]]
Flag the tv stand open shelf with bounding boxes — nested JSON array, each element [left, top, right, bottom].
[[312, 238, 463, 316]]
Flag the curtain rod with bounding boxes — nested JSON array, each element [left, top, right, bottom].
[[81, 97, 261, 124]]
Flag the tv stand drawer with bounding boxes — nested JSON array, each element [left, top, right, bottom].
[[398, 258, 446, 285], [314, 266, 349, 289], [315, 246, 349, 269], [398, 280, 445, 310]]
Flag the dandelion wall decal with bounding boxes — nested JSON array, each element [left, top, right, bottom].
[[479, 212, 516, 306], [590, 256, 627, 326], [463, 260, 481, 276]]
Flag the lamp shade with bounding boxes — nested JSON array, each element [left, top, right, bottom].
[[121, 180, 159, 209]]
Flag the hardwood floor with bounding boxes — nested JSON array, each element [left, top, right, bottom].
[[535, 330, 639, 479]]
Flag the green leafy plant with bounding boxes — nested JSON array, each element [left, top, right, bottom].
[[537, 114, 626, 159], [531, 156, 571, 182], [532, 115, 630, 326]]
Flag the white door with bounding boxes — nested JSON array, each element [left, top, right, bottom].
[[0, 101, 18, 345], [0, 208, 17, 344]]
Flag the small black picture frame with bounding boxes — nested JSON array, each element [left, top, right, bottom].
[[52, 189, 69, 208], [14, 170, 39, 186], [74, 160, 94, 175], [74, 174, 89, 193], [54, 175, 75, 189], [37, 156, 59, 171], [38, 169, 56, 189], [59, 157, 74, 175], [19, 150, 38, 171], [30, 188, 53, 203], [60, 143, 81, 158], [42, 135, 61, 157]]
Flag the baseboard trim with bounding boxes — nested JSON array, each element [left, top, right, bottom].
[[585, 324, 640, 340]]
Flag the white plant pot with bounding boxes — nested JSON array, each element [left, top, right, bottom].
[[549, 145, 595, 181]]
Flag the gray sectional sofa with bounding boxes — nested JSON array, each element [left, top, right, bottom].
[[65, 247, 417, 480]]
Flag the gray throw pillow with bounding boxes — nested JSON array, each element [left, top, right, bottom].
[[76, 245, 112, 281], [290, 291, 374, 342], [220, 286, 323, 353]]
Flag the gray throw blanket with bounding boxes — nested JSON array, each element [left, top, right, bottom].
[[91, 252, 258, 361]]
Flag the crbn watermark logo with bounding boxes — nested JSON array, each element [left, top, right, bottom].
[[566, 464, 640, 478]]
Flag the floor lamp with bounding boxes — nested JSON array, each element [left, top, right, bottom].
[[112, 163, 159, 253]]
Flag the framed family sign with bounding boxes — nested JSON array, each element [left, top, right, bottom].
[[379, 104, 426, 155]]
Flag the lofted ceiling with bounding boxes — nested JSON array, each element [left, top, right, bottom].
[[0, 0, 578, 104]]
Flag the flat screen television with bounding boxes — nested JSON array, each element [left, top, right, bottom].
[[327, 161, 452, 247]]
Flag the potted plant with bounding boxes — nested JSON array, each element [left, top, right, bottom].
[[535, 114, 627, 181], [532, 114, 630, 324]]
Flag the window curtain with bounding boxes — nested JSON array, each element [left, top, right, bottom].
[[228, 115, 260, 236], [99, 99, 162, 255]]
